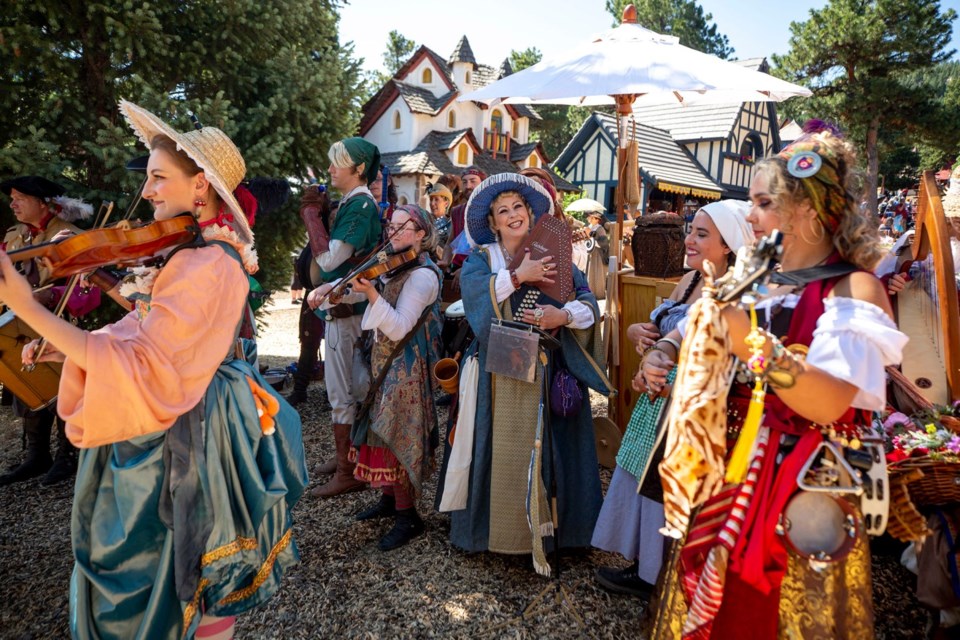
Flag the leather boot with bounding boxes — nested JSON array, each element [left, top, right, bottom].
[[356, 493, 396, 521], [0, 414, 53, 486], [312, 457, 336, 475], [379, 508, 425, 551], [594, 561, 653, 597], [42, 420, 78, 486], [310, 423, 365, 498]]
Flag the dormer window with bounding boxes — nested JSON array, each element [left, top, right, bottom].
[[512, 119, 519, 139], [457, 143, 469, 166], [422, 68, 433, 84], [465, 70, 472, 85], [392, 110, 401, 131], [448, 110, 456, 129], [528, 154, 539, 168]]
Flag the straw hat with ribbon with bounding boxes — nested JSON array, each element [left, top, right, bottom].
[[464, 173, 554, 247], [118, 100, 253, 245]]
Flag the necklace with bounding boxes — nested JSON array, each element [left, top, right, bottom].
[[498, 240, 513, 264]]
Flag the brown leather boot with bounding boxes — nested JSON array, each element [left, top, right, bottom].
[[310, 423, 365, 498], [312, 457, 336, 475]]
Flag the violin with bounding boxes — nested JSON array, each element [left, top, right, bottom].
[[6, 214, 201, 280], [320, 246, 419, 306]]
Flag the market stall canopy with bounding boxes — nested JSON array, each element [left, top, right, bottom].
[[458, 22, 811, 108]]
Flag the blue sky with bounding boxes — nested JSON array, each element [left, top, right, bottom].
[[339, 0, 960, 73]]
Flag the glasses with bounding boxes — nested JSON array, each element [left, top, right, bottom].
[[386, 222, 411, 233]]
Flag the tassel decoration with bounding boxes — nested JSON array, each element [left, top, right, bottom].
[[725, 303, 767, 483]]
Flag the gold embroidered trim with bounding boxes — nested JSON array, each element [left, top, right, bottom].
[[181, 531, 291, 635], [218, 528, 293, 605], [201, 536, 258, 567], [182, 577, 211, 638]]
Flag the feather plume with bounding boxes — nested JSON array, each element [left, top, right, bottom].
[[49, 196, 94, 222]]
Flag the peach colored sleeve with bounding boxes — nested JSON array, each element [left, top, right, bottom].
[[58, 246, 249, 447]]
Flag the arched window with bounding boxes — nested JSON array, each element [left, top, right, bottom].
[[491, 109, 503, 133], [448, 110, 456, 128], [738, 133, 763, 163], [422, 68, 433, 84], [457, 143, 468, 165], [528, 154, 539, 168], [392, 110, 401, 130], [512, 119, 519, 139], [465, 71, 472, 85]]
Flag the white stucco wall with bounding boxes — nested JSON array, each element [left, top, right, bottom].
[[403, 57, 448, 98], [365, 95, 414, 154]]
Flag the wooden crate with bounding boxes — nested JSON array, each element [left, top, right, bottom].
[[612, 272, 681, 431]]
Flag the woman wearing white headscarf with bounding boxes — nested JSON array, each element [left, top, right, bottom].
[[592, 199, 752, 596]]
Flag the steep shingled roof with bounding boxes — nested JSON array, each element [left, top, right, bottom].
[[395, 81, 456, 115], [448, 36, 477, 67], [596, 113, 722, 194], [630, 102, 744, 142], [554, 113, 722, 196]]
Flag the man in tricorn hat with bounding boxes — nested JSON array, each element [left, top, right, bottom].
[[0, 176, 91, 485]]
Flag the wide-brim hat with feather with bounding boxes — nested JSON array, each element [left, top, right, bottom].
[[118, 99, 252, 244], [464, 173, 554, 247], [0, 175, 94, 222]]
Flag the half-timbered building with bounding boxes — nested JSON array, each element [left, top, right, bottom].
[[553, 58, 784, 213]]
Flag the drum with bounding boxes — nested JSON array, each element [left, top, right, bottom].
[[0, 310, 62, 411], [777, 491, 861, 567], [441, 299, 472, 361], [445, 299, 464, 318]]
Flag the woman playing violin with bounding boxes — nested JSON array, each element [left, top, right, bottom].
[[437, 173, 611, 566], [0, 101, 307, 640], [311, 205, 442, 550]]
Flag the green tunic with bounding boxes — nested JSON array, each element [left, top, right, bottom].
[[319, 190, 381, 282]]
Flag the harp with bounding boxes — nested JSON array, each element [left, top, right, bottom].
[[896, 170, 960, 405]]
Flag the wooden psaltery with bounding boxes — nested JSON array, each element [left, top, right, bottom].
[[897, 171, 960, 405], [508, 215, 574, 303]]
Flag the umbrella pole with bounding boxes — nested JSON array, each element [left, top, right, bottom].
[[606, 93, 637, 425]]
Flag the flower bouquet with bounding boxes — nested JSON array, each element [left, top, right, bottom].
[[874, 406, 960, 533]]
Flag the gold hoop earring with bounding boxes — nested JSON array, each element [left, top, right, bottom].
[[799, 220, 825, 245]]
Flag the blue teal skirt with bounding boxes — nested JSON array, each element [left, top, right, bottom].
[[70, 357, 308, 640]]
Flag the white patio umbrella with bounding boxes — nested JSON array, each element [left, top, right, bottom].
[[460, 15, 810, 108], [565, 197, 606, 213], [459, 5, 811, 423]]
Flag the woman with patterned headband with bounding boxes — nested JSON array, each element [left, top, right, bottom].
[[647, 125, 907, 638], [312, 204, 443, 550]]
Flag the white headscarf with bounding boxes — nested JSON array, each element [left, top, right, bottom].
[[698, 200, 753, 253]]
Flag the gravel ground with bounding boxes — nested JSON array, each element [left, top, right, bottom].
[[0, 291, 928, 638]]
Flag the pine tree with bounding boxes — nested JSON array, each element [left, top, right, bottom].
[[774, 0, 955, 213], [383, 30, 417, 75], [605, 0, 733, 59], [0, 1, 363, 294]]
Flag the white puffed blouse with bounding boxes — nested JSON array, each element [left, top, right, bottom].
[[678, 294, 908, 413]]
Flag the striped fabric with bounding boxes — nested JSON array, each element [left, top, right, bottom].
[[680, 429, 770, 639]]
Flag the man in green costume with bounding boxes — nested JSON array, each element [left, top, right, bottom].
[[306, 137, 383, 497]]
